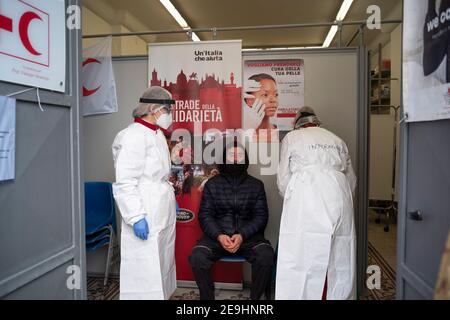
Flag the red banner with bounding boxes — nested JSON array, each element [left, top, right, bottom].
[[149, 40, 243, 285]]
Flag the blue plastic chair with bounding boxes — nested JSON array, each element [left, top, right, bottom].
[[219, 254, 272, 299], [220, 255, 246, 263], [85, 182, 117, 286]]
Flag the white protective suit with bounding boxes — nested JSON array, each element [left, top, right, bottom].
[[276, 126, 357, 300], [112, 121, 176, 300]]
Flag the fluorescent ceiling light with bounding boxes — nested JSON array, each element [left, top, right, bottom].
[[159, 0, 189, 28], [159, 0, 201, 41], [322, 0, 354, 47], [322, 25, 338, 48], [191, 32, 201, 42], [336, 0, 354, 21], [159, 0, 193, 33]]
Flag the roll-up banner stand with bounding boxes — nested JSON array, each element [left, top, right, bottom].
[[148, 40, 243, 287]]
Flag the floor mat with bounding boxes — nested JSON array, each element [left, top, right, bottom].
[[87, 242, 396, 300], [362, 242, 396, 300], [86, 278, 250, 300]]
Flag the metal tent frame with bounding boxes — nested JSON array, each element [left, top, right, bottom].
[[82, 17, 402, 299], [82, 19, 402, 48]]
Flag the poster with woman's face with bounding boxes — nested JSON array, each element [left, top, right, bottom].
[[242, 59, 305, 141]]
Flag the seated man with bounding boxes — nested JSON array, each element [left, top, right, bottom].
[[189, 141, 275, 300]]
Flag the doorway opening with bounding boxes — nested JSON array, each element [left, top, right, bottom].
[[366, 37, 402, 300]]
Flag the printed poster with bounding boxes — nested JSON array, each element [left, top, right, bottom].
[[404, 0, 450, 122], [243, 58, 305, 141]]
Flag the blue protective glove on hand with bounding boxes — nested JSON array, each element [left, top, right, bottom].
[[133, 218, 149, 240]]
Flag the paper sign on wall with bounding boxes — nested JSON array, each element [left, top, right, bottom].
[[0, 96, 16, 181], [0, 0, 66, 92]]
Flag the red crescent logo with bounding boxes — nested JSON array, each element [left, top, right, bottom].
[[82, 58, 102, 97], [19, 11, 42, 56]]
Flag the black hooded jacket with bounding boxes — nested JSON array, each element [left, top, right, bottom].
[[198, 143, 269, 241]]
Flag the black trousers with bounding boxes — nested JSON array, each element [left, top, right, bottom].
[[189, 234, 275, 300]]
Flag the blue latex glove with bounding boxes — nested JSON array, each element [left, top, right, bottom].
[[133, 218, 149, 240]]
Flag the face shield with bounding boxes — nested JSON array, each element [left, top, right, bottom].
[[136, 97, 175, 130], [295, 115, 321, 129], [294, 109, 322, 129], [132, 86, 175, 118], [138, 98, 175, 115]]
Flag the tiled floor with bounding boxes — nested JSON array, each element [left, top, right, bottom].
[[171, 287, 252, 300], [368, 209, 397, 270], [86, 277, 266, 300], [88, 209, 398, 300], [89, 238, 397, 301]]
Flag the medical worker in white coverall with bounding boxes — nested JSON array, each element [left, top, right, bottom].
[[276, 107, 357, 300], [112, 86, 177, 300]]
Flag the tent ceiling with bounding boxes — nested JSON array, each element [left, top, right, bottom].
[[83, 0, 402, 49]]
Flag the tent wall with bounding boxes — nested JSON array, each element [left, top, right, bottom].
[[0, 0, 85, 300], [83, 48, 367, 293]]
